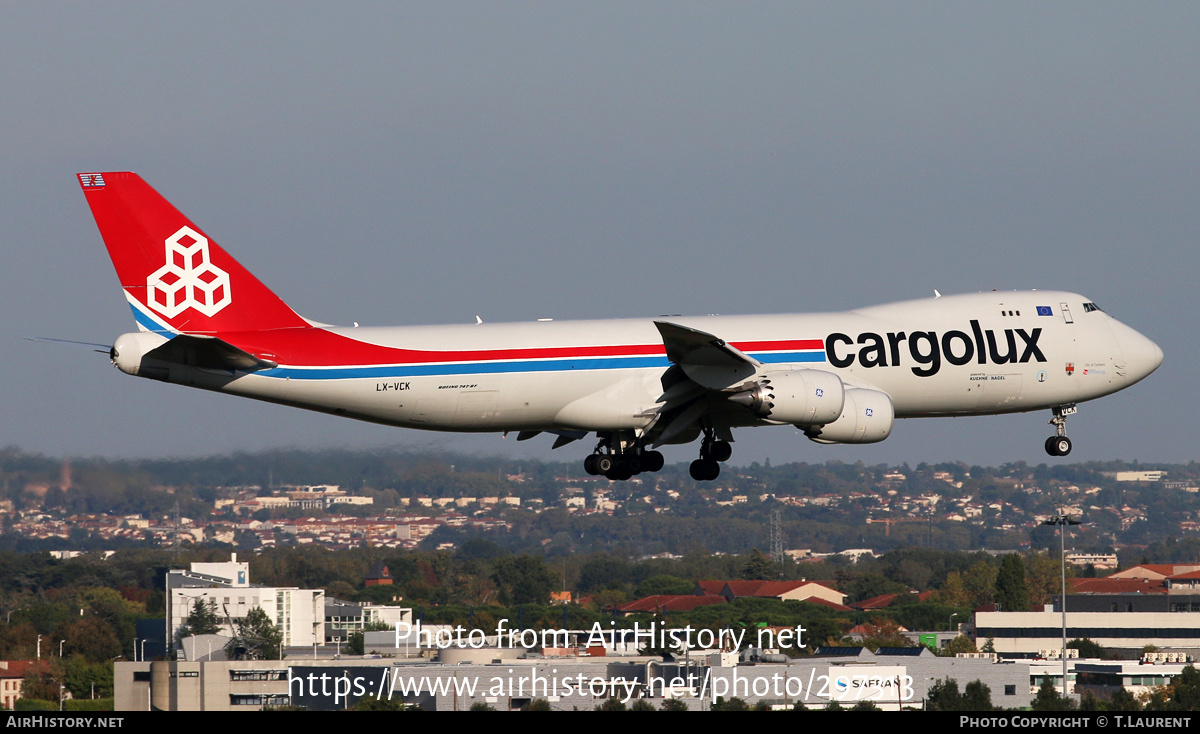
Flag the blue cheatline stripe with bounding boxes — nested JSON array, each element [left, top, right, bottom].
[[255, 351, 826, 380], [757, 352, 827, 364], [128, 304, 176, 337]]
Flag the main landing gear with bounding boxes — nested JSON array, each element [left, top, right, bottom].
[[581, 428, 733, 482], [1045, 404, 1077, 457], [689, 429, 732, 482], [583, 434, 664, 481]]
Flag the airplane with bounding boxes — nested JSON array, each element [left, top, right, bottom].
[[74, 171, 1163, 481]]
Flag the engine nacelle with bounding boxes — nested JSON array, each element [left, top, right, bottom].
[[804, 387, 894, 444], [729, 369, 845, 426], [111, 332, 171, 380]]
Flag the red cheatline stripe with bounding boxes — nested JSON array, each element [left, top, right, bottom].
[[206, 329, 826, 367], [733, 339, 825, 352]]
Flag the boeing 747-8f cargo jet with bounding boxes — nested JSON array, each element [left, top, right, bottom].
[[76, 172, 1163, 481]]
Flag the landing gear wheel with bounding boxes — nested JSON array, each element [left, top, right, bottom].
[[710, 440, 732, 462], [1047, 436, 1072, 457], [583, 455, 601, 475], [596, 456, 615, 474], [690, 459, 720, 481], [605, 465, 633, 481], [642, 450, 665, 473], [1045, 404, 1076, 457]]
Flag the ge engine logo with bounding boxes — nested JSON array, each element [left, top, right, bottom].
[[146, 226, 232, 318]]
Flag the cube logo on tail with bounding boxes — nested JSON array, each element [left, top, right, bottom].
[[146, 226, 232, 318]]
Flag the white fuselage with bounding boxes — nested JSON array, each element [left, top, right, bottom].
[[145, 290, 1160, 436]]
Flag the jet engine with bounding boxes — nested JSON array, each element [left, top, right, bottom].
[[729, 369, 845, 426], [804, 387, 894, 444]]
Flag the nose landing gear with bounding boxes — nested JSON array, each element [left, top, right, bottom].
[[1045, 404, 1076, 456]]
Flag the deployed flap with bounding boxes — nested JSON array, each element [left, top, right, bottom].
[[654, 321, 760, 389], [145, 334, 277, 372]]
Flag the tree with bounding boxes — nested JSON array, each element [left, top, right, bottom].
[[857, 618, 912, 651], [927, 679, 963, 711], [344, 622, 393, 655], [350, 694, 412, 711], [1031, 678, 1075, 711], [183, 598, 222, 637], [1067, 638, 1106, 660], [1152, 664, 1200, 711], [63, 616, 122, 663], [963, 561, 999, 608], [20, 663, 60, 702], [846, 573, 906, 603], [712, 696, 750, 711], [661, 698, 689, 711], [63, 655, 113, 699], [224, 606, 283, 660], [935, 571, 970, 607], [492, 555, 557, 605], [1026, 551, 1069, 605], [939, 635, 977, 657], [1106, 687, 1141, 712], [963, 680, 993, 711], [994, 555, 1031, 612], [741, 549, 776, 580], [344, 631, 365, 656]]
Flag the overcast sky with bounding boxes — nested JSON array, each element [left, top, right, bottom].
[[5, 3, 1196, 468]]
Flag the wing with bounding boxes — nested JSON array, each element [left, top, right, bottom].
[[646, 321, 763, 446], [653, 321, 760, 388]]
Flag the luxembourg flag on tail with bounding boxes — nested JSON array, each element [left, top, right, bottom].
[[78, 172, 311, 335]]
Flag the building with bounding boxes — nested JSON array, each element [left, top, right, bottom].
[[974, 608, 1200, 655], [1109, 564, 1200, 580], [1103, 471, 1168, 483], [363, 559, 394, 587], [692, 579, 847, 606], [114, 646, 1036, 711], [0, 661, 37, 710], [167, 553, 325, 653], [1065, 553, 1118, 571], [324, 598, 411, 644], [1075, 661, 1191, 700]]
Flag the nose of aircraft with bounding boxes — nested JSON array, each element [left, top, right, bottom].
[[1112, 321, 1163, 385]]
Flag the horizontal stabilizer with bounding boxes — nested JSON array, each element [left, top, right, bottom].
[[145, 334, 277, 372]]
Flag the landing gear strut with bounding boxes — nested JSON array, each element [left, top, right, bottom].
[[1045, 404, 1076, 457], [690, 429, 732, 481], [583, 434, 664, 481]]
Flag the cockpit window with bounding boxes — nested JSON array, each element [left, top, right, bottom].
[[1083, 302, 1103, 313]]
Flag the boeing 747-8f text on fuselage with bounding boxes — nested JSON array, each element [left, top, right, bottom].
[[76, 172, 1163, 481]]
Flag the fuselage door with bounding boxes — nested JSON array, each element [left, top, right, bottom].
[[1060, 302, 1074, 324]]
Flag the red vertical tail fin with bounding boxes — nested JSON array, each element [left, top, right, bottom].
[[78, 172, 310, 334]]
